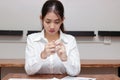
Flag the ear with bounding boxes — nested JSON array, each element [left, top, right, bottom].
[[63, 17, 65, 20], [62, 17, 65, 23], [40, 15, 44, 24], [40, 15, 43, 20]]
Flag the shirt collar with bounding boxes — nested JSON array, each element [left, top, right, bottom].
[[32, 30, 46, 42], [33, 30, 68, 44], [59, 30, 68, 44]]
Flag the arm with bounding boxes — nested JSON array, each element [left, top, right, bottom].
[[25, 35, 45, 75], [25, 36, 57, 75], [63, 37, 81, 76]]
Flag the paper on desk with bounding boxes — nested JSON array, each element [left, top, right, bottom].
[[61, 76, 96, 80], [8, 77, 60, 80], [8, 76, 96, 80]]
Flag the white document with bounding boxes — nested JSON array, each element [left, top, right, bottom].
[[8, 78, 60, 80], [8, 76, 96, 80], [61, 76, 96, 80]]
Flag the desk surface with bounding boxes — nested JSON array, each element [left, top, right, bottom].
[[2, 73, 120, 80], [0, 59, 120, 67]]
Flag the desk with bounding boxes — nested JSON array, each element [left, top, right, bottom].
[[1, 59, 120, 67], [2, 73, 120, 80], [1, 59, 120, 79]]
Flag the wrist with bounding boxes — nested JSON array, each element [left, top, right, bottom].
[[41, 50, 47, 59], [60, 54, 67, 61]]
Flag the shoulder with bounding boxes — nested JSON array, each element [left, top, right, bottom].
[[27, 32, 41, 42], [62, 32, 76, 42], [27, 32, 40, 38]]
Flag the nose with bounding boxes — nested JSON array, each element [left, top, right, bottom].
[[50, 23, 55, 29]]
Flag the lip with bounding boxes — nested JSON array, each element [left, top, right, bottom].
[[49, 29, 55, 33]]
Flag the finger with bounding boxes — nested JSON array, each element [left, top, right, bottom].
[[49, 45, 56, 49], [57, 43, 64, 49], [58, 49, 63, 55], [46, 45, 55, 51], [46, 48, 55, 56], [56, 45, 61, 51], [55, 40, 61, 46], [58, 49, 67, 58], [59, 46, 66, 54], [50, 40, 55, 44], [50, 48, 56, 53], [48, 41, 56, 49]]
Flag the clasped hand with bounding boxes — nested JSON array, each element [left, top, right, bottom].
[[41, 40, 67, 61]]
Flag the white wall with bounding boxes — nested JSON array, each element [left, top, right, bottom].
[[0, 0, 120, 59]]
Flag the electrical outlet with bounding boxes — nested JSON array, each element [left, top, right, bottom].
[[104, 36, 111, 45]]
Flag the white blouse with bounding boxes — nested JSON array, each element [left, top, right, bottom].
[[25, 30, 81, 76]]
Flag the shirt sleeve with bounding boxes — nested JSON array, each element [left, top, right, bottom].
[[63, 36, 81, 76], [24, 35, 46, 75]]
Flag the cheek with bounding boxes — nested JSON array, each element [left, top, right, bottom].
[[43, 22, 49, 28], [57, 23, 62, 29], [55, 25, 61, 30]]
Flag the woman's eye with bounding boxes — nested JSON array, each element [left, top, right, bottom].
[[55, 22, 60, 24], [46, 21, 50, 24]]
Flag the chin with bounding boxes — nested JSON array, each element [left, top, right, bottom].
[[49, 32, 57, 35], [50, 33, 56, 35]]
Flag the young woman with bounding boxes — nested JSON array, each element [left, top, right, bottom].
[[25, 0, 81, 76]]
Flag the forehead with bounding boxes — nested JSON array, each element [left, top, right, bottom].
[[44, 11, 61, 20]]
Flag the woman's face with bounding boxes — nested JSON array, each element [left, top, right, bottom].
[[42, 12, 63, 36]]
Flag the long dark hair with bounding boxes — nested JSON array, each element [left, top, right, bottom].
[[41, 0, 64, 32]]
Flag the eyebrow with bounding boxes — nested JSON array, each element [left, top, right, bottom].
[[46, 18, 60, 21], [55, 19, 60, 22]]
